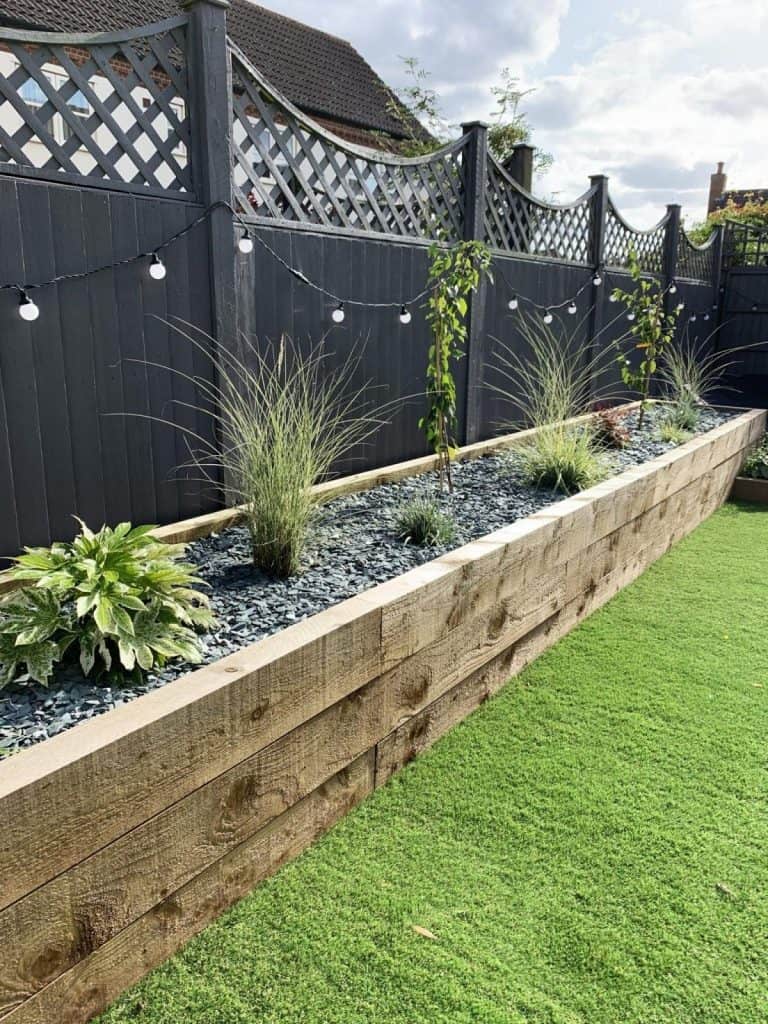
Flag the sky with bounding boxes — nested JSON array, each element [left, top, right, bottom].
[[263, 0, 768, 229]]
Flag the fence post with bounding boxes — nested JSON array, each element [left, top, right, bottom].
[[586, 174, 608, 401], [180, 0, 236, 358], [504, 144, 534, 192], [711, 223, 726, 336], [662, 203, 681, 308], [461, 120, 489, 445]]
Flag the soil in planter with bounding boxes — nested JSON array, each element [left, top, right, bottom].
[[0, 407, 733, 756]]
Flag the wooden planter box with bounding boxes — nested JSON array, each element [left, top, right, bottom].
[[730, 475, 768, 504], [0, 407, 764, 1024]]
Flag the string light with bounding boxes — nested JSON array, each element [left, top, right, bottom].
[[0, 199, 726, 337], [17, 289, 39, 322], [237, 230, 254, 254], [148, 253, 166, 281], [690, 313, 697, 323]]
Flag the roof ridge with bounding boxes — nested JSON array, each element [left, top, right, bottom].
[[231, 0, 355, 50]]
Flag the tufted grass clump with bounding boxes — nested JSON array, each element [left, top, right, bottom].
[[394, 498, 456, 548], [660, 395, 701, 433], [514, 425, 611, 496], [156, 327, 386, 579], [657, 422, 692, 445]]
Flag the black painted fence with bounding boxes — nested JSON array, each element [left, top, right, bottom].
[[0, 1, 722, 559]]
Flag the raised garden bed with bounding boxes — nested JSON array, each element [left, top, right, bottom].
[[0, 405, 764, 1024], [731, 476, 768, 504]]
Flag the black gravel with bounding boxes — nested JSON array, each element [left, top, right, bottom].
[[0, 407, 733, 756]]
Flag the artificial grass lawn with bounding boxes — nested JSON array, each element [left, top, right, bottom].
[[101, 502, 768, 1024]]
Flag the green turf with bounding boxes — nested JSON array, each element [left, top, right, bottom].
[[100, 502, 768, 1024]]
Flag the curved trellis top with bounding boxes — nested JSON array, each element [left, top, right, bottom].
[[677, 226, 717, 282], [484, 155, 597, 264], [0, 13, 716, 283], [229, 43, 469, 242]]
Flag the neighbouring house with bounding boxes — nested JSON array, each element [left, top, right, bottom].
[[707, 162, 768, 215], [0, 0, 427, 183]]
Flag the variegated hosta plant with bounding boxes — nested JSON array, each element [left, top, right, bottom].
[[0, 520, 214, 688]]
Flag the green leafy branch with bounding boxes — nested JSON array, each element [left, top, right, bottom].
[[420, 240, 492, 491], [612, 251, 680, 428]]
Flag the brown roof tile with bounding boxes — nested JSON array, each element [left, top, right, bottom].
[[0, 0, 420, 139]]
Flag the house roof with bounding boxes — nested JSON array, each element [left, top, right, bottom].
[[0, 0, 421, 140], [715, 188, 768, 210]]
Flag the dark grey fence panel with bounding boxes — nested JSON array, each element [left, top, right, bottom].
[[0, 177, 216, 560], [715, 268, 768, 408], [235, 223, 448, 473], [480, 256, 593, 437]]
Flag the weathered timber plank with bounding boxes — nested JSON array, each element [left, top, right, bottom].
[[375, 446, 745, 785], [0, 560, 565, 1006], [731, 476, 768, 504], [148, 403, 642, 546], [0, 597, 382, 912], [372, 410, 765, 665], [0, 411, 761, 913], [2, 753, 374, 1024]]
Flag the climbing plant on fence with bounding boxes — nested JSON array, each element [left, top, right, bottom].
[[420, 240, 492, 492]]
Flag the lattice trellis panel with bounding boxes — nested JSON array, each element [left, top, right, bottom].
[[676, 229, 714, 282], [0, 17, 192, 193], [484, 157, 593, 263], [604, 203, 666, 275], [723, 222, 768, 268], [230, 47, 466, 240]]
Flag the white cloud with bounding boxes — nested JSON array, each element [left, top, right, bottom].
[[263, 0, 765, 227]]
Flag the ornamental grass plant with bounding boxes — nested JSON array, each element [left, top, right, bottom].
[[154, 325, 387, 579]]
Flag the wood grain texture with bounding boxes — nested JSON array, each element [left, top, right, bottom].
[[375, 444, 748, 785], [0, 409, 762, 1024], [2, 753, 374, 1024], [0, 411, 761, 912]]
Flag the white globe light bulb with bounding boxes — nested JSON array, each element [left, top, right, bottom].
[[669, 282, 677, 294], [399, 306, 412, 325], [331, 304, 345, 324], [238, 234, 253, 254], [18, 294, 40, 321], [609, 292, 618, 303], [567, 301, 577, 315], [593, 273, 602, 286], [543, 311, 553, 324], [149, 255, 166, 281], [627, 311, 636, 321], [507, 296, 518, 311]]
